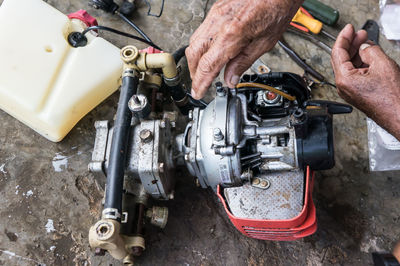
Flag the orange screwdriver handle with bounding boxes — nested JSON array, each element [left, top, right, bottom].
[[292, 8, 323, 34]]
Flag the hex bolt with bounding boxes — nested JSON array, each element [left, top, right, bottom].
[[132, 95, 140, 105], [216, 82, 226, 97], [158, 163, 164, 173], [213, 128, 224, 141], [252, 178, 260, 185], [139, 129, 152, 143]]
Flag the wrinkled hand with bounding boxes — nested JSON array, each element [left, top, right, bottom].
[[331, 24, 400, 140], [186, 0, 302, 99], [394, 240, 400, 263]]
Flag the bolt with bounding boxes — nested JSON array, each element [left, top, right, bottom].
[[94, 248, 106, 256], [139, 129, 152, 143], [216, 82, 226, 97], [260, 180, 270, 189], [160, 119, 166, 128], [184, 154, 190, 161], [133, 95, 140, 104], [252, 178, 260, 185], [158, 163, 164, 173], [213, 128, 224, 141]]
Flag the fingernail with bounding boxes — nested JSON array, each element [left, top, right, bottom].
[[230, 75, 240, 87], [360, 43, 371, 51]]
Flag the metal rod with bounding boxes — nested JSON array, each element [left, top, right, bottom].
[[241, 152, 261, 161]]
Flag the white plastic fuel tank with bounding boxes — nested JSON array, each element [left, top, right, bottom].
[[0, 0, 123, 142]]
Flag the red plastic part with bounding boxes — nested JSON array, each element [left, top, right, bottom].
[[139, 47, 164, 54], [216, 166, 317, 241], [68, 10, 98, 27]]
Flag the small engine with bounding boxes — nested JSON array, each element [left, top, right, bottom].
[[88, 45, 352, 264]]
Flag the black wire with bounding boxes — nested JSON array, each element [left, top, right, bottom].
[[143, 0, 165, 17], [82, 25, 162, 51], [117, 12, 153, 43]]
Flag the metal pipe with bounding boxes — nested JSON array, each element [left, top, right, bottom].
[[103, 74, 139, 219]]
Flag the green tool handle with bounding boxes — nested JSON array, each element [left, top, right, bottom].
[[302, 0, 339, 26]]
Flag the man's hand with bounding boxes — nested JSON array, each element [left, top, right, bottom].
[[186, 0, 302, 99], [331, 24, 400, 140]]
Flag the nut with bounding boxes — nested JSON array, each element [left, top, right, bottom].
[[139, 129, 152, 143], [213, 128, 224, 141]]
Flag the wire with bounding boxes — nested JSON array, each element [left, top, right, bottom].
[[82, 25, 162, 51], [236, 83, 297, 101], [117, 12, 153, 43], [186, 92, 208, 108], [143, 0, 165, 17]]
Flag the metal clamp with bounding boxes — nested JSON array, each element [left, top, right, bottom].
[[102, 208, 122, 220]]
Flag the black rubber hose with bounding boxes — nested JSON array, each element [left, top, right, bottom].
[[172, 45, 188, 64], [117, 12, 153, 43], [104, 75, 139, 217]]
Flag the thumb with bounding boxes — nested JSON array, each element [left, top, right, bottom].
[[358, 43, 387, 66]]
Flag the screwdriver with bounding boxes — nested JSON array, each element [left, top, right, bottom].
[[292, 8, 336, 41], [302, 0, 339, 26]]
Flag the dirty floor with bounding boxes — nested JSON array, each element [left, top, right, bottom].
[[0, 0, 400, 265]]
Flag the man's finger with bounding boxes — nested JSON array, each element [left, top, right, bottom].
[[358, 43, 388, 67], [224, 36, 276, 88], [331, 24, 356, 76], [186, 38, 211, 82], [349, 30, 368, 59], [191, 30, 249, 99]]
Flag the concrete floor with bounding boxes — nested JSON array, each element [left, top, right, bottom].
[[0, 0, 400, 265]]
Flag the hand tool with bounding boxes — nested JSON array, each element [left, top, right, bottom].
[[302, 0, 339, 26], [286, 27, 332, 54], [290, 7, 313, 33], [292, 8, 336, 41]]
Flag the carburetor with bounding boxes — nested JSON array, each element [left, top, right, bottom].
[[88, 45, 352, 264]]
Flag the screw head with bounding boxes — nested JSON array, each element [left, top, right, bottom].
[[213, 128, 224, 141], [139, 129, 152, 143], [252, 178, 260, 185]]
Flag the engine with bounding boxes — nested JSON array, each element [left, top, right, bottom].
[[88, 45, 352, 264]]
